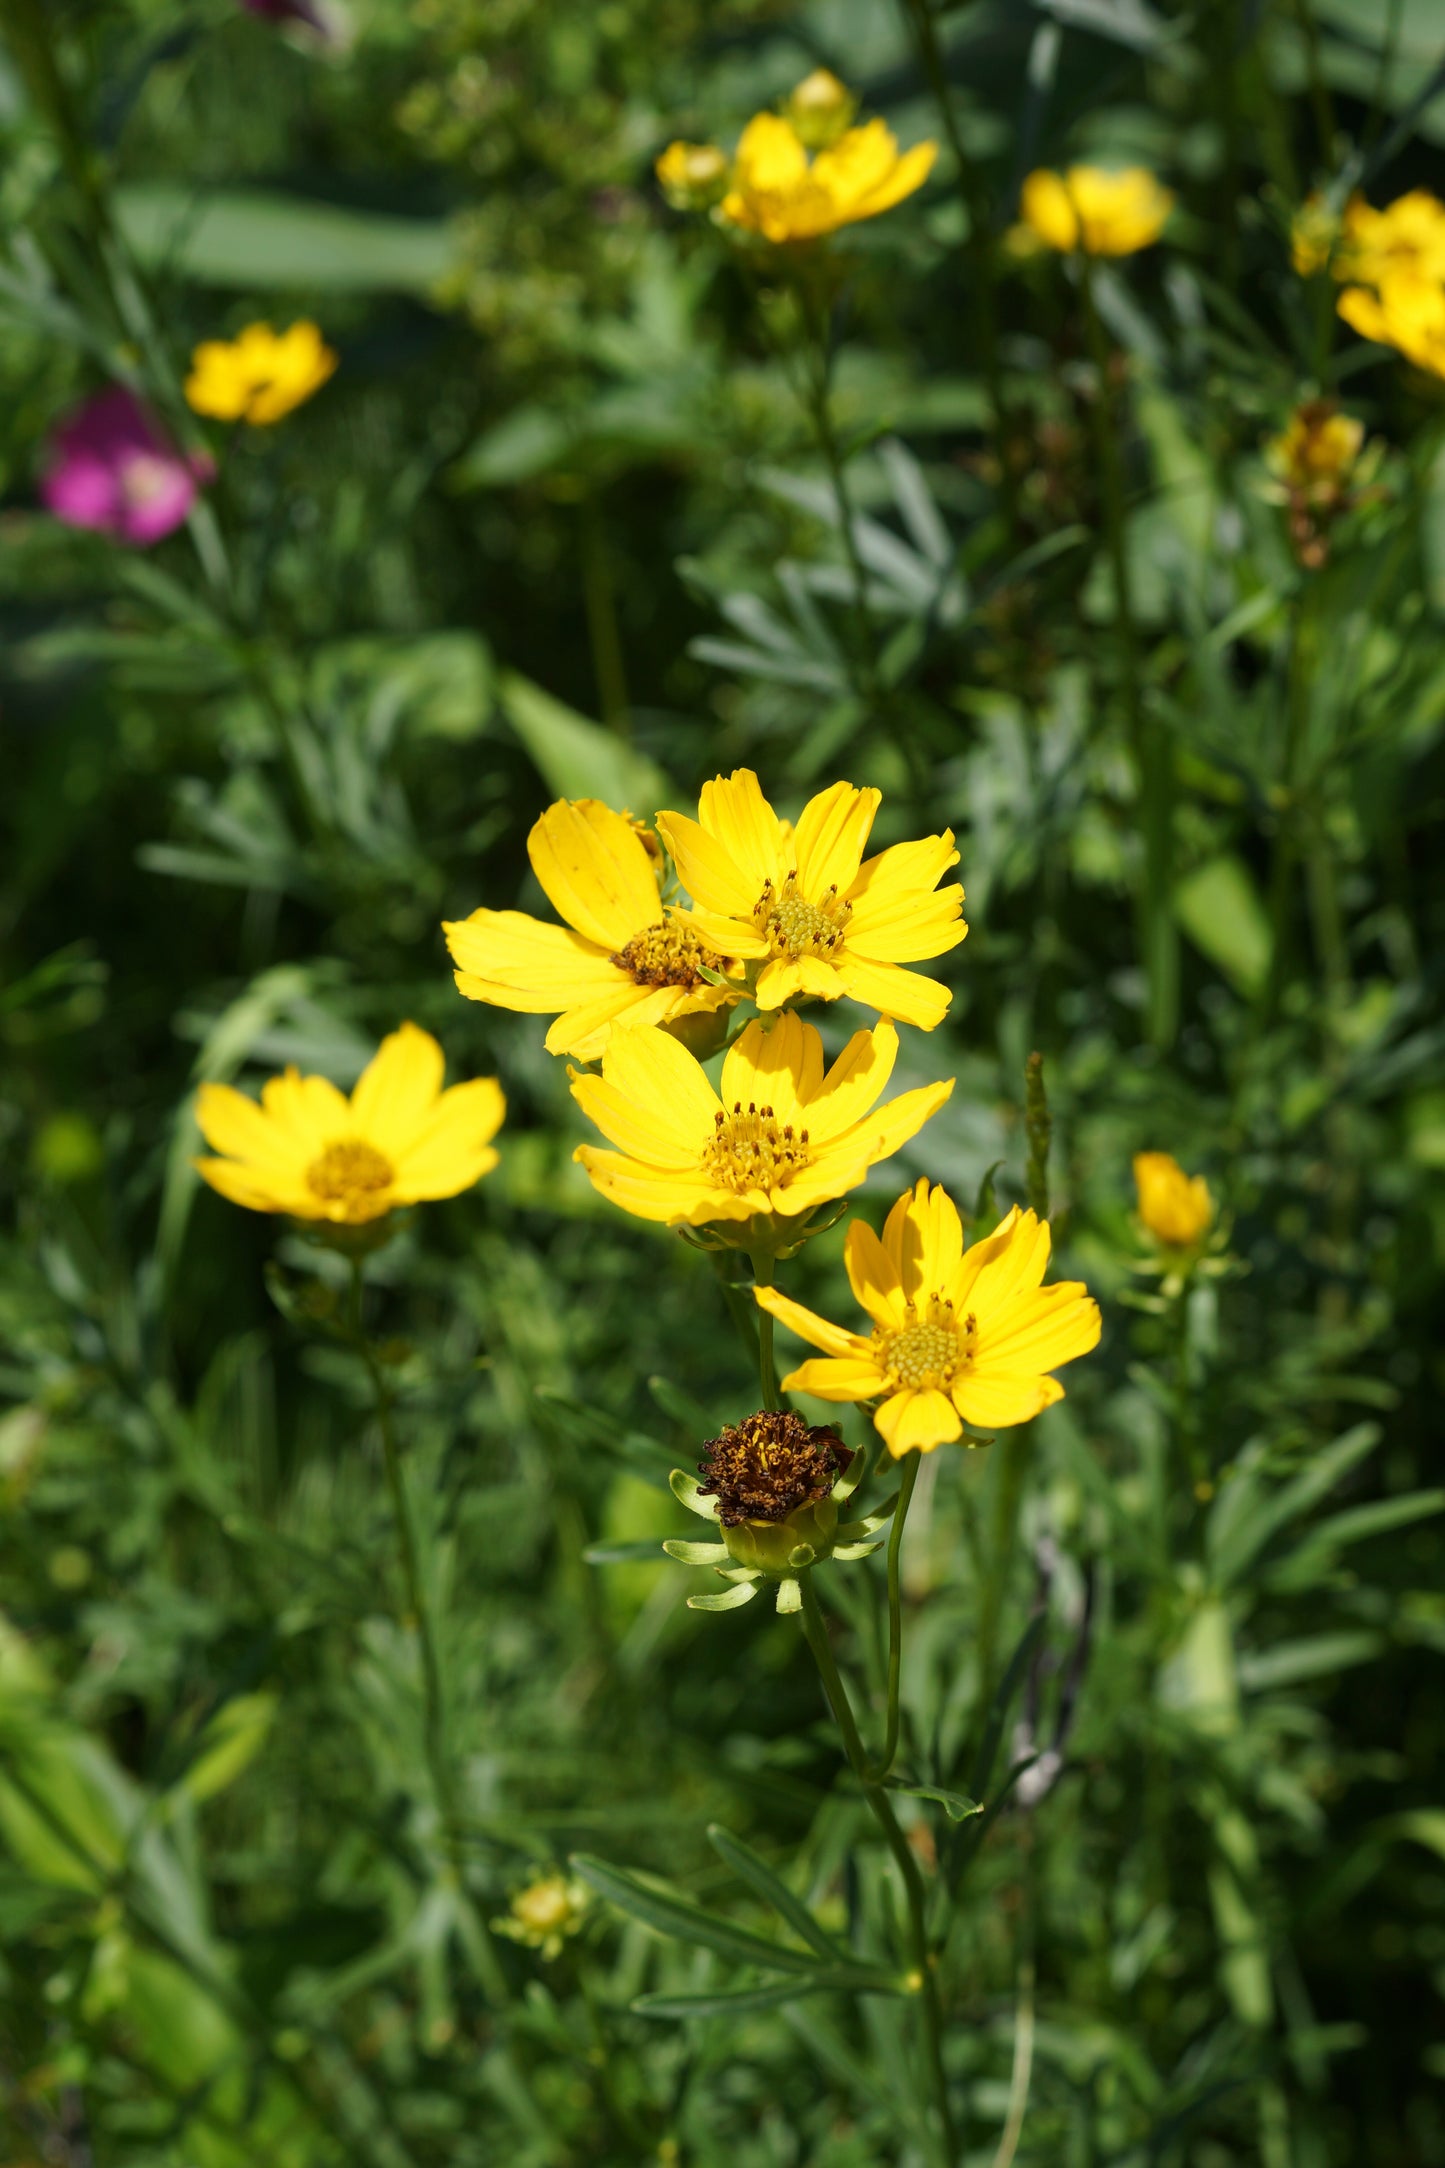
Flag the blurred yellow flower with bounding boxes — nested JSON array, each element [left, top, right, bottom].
[[185, 320, 337, 425], [1291, 192, 1344, 276], [1266, 400, 1364, 495], [657, 770, 966, 1032], [784, 68, 858, 150], [195, 1023, 503, 1224], [571, 1011, 951, 1229], [493, 1874, 590, 1960], [1339, 189, 1445, 287], [757, 1179, 1101, 1455], [1021, 166, 1174, 256], [1338, 272, 1445, 379], [718, 112, 936, 242], [1133, 1151, 1213, 1249], [445, 797, 741, 1060], [655, 139, 730, 211]]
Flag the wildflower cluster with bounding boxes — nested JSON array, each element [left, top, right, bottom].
[[1296, 186, 1445, 379]]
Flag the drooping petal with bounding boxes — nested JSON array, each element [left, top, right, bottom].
[[544, 978, 693, 1060], [952, 1371, 1065, 1428], [755, 1284, 862, 1359], [835, 954, 953, 1030], [445, 909, 622, 1011], [874, 1385, 960, 1454], [792, 781, 880, 899], [528, 798, 661, 952], [348, 1022, 445, 1156], [779, 1355, 891, 1401], [572, 1147, 749, 1224], [755, 956, 819, 1010], [390, 1077, 506, 1200]]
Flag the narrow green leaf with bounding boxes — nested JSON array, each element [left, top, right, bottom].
[[887, 1781, 982, 1824], [568, 1855, 830, 1974], [633, 1967, 899, 2019], [706, 1825, 847, 1963], [1210, 1423, 1381, 1588]]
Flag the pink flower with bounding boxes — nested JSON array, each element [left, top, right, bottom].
[[40, 388, 209, 547]]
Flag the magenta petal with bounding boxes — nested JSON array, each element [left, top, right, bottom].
[[40, 386, 205, 547]]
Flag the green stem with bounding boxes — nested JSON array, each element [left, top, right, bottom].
[[800, 1576, 957, 2168], [1078, 249, 1176, 1051], [750, 1249, 781, 1411], [346, 1264, 508, 2006], [868, 1451, 920, 1782], [1264, 585, 1313, 1022]]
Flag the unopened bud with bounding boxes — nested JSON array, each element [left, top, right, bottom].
[[655, 140, 731, 212], [784, 68, 858, 150]]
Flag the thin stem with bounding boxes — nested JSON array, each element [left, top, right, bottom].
[[346, 1263, 509, 2006], [1264, 583, 1313, 1022], [750, 1249, 781, 1411], [800, 1577, 957, 2168], [869, 1451, 920, 1782], [1078, 251, 1176, 1051], [794, 276, 879, 713]]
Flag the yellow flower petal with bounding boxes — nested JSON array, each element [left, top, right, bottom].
[[779, 1355, 890, 1400], [259, 1069, 351, 1153], [572, 1147, 747, 1224], [882, 1176, 964, 1302], [980, 1287, 1102, 1372], [792, 780, 880, 898], [755, 956, 820, 1010], [876, 1385, 961, 1454], [952, 1371, 1065, 1428], [545, 979, 719, 1061], [846, 835, 966, 960], [835, 954, 953, 1030], [348, 1022, 445, 1157], [573, 1022, 720, 1163], [390, 1077, 506, 1200], [655, 813, 761, 919], [445, 909, 622, 1009], [194, 1080, 301, 1173], [755, 1284, 861, 1360], [720, 1011, 821, 1127], [698, 769, 786, 897], [957, 1206, 1051, 1314], [194, 1156, 314, 1216], [844, 1217, 909, 1329], [528, 798, 661, 952], [804, 1020, 896, 1143]]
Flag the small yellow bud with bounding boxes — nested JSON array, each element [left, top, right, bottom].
[[784, 68, 858, 150], [1133, 1152, 1214, 1250], [493, 1872, 591, 1961], [1291, 193, 1342, 277], [655, 140, 731, 212]]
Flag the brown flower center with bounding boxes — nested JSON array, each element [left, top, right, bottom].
[[611, 920, 717, 990], [702, 1100, 812, 1194], [305, 1138, 394, 1220], [753, 870, 852, 960], [698, 1410, 847, 1525], [876, 1297, 977, 1389]]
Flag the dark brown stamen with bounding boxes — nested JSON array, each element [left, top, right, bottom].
[[698, 1410, 848, 1526]]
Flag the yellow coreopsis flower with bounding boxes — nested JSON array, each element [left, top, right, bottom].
[[1266, 400, 1364, 495], [185, 321, 337, 426], [445, 798, 742, 1060], [1338, 272, 1445, 380], [194, 1023, 504, 1224], [1020, 166, 1174, 256], [1338, 189, 1445, 288], [657, 771, 966, 1032], [571, 1011, 951, 1230], [717, 111, 936, 243], [655, 139, 731, 211], [493, 1874, 590, 1961], [757, 1179, 1101, 1455], [1133, 1151, 1213, 1250]]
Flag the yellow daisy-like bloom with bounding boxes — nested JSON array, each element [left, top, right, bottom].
[[1020, 166, 1174, 257], [1133, 1151, 1213, 1250], [1338, 271, 1445, 380], [1266, 401, 1364, 495], [493, 1874, 590, 1961], [185, 321, 338, 426], [757, 1179, 1101, 1455], [194, 1023, 504, 1224], [444, 797, 742, 1061], [718, 111, 936, 243], [655, 139, 731, 211], [571, 1011, 952, 1229], [1338, 189, 1445, 288], [657, 771, 966, 1032]]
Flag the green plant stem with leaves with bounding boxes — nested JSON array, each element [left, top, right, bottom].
[[792, 271, 880, 716], [1077, 251, 1178, 1052]]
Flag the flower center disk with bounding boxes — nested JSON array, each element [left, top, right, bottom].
[[305, 1138, 394, 1219], [697, 1409, 847, 1525], [754, 870, 852, 960], [702, 1100, 811, 1193], [611, 920, 715, 990], [877, 1299, 977, 1389]]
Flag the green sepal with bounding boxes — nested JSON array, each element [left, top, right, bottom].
[[831, 1445, 868, 1504], [833, 1539, 886, 1561], [663, 1538, 729, 1565], [671, 1468, 720, 1520], [688, 1583, 758, 1612], [775, 1577, 802, 1613], [786, 1542, 817, 1569]]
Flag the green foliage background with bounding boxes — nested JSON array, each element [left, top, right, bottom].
[[2, 0, 1444, 2162]]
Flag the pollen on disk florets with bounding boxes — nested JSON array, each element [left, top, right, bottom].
[[753, 870, 853, 960], [876, 1296, 978, 1389], [611, 920, 717, 990], [305, 1138, 394, 1220], [698, 1409, 848, 1526], [702, 1100, 812, 1193]]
